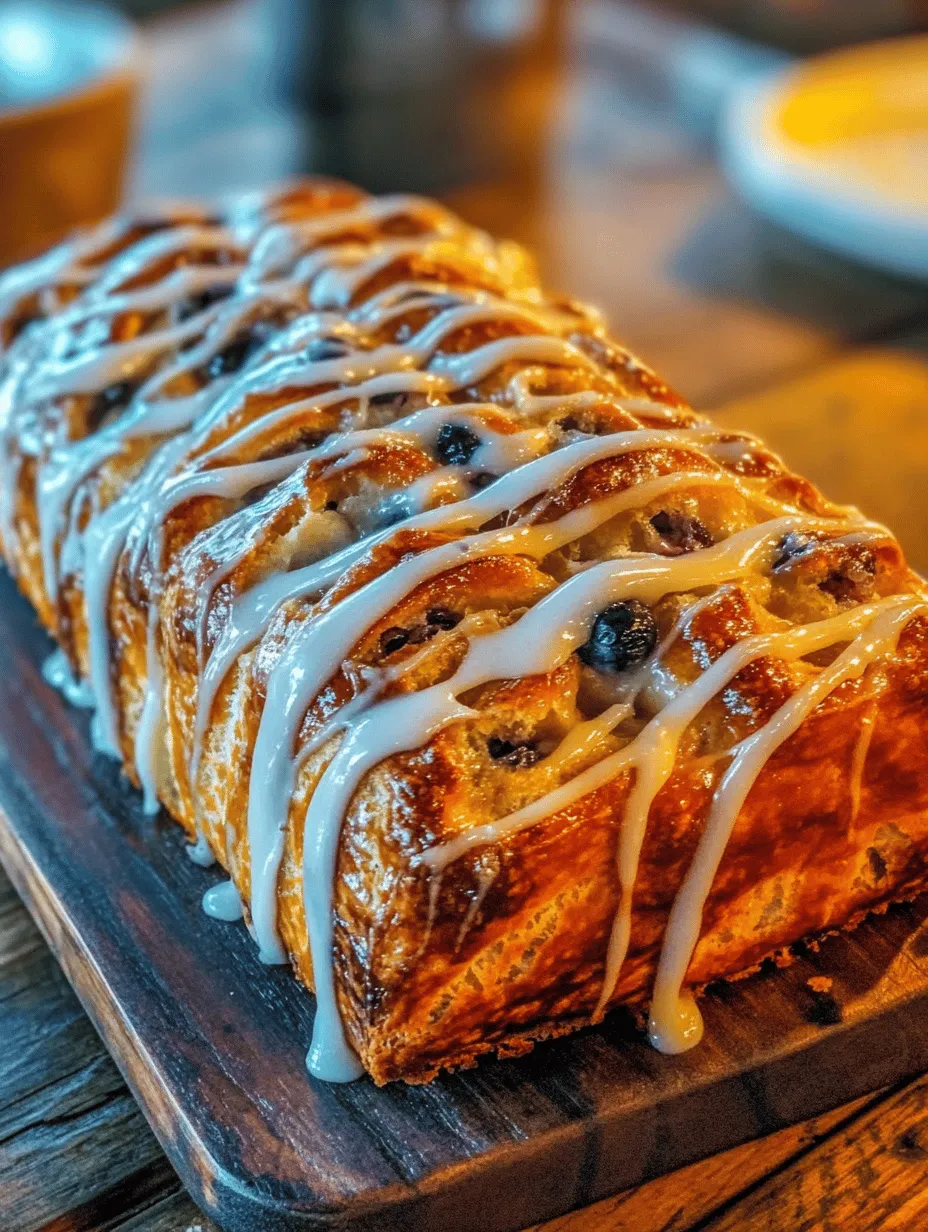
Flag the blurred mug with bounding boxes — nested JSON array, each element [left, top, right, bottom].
[[0, 1, 136, 267], [265, 0, 564, 197]]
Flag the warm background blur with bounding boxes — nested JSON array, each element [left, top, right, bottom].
[[120, 0, 928, 380], [4, 0, 928, 559]]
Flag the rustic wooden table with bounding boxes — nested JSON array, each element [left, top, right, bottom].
[[4, 2, 928, 1229]]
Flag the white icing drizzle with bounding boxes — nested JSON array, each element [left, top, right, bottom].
[[537, 703, 634, 780], [83, 436, 192, 755], [33, 279, 585, 630], [245, 195, 466, 282], [58, 264, 241, 326], [29, 299, 213, 401], [88, 224, 237, 301], [135, 606, 165, 813], [0, 210, 179, 323], [192, 298, 585, 468], [36, 281, 306, 602]]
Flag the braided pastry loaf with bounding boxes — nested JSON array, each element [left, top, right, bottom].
[[1, 179, 927, 1085]]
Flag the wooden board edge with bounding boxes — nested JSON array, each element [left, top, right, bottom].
[[0, 804, 388, 1231]]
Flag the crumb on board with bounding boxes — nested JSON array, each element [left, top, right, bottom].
[[807, 976, 833, 993]]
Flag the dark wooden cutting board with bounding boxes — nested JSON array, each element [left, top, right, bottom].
[[2, 572, 928, 1232]]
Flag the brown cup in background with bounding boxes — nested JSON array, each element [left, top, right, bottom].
[[0, 2, 137, 268], [265, 0, 564, 224]]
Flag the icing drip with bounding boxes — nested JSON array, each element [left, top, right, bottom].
[[186, 836, 216, 867], [202, 879, 244, 922], [42, 648, 95, 708], [135, 607, 165, 814], [245, 195, 466, 282], [848, 698, 879, 826]]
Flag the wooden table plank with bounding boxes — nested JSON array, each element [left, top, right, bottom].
[[531, 1094, 877, 1232], [0, 871, 169, 1232], [110, 1190, 220, 1232], [704, 1074, 928, 1231]]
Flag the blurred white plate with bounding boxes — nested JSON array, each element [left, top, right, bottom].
[[723, 36, 928, 279]]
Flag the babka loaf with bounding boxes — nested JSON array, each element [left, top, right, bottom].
[[1, 179, 927, 1085]]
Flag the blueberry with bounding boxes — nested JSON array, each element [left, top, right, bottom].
[[200, 320, 275, 381], [379, 627, 409, 656], [470, 472, 497, 491], [176, 284, 232, 322], [436, 423, 481, 467], [649, 510, 713, 554], [378, 613, 463, 659], [772, 532, 814, 571], [204, 339, 250, 380], [578, 600, 658, 672], [305, 337, 349, 362], [426, 607, 461, 630], [487, 736, 540, 768], [88, 379, 137, 430]]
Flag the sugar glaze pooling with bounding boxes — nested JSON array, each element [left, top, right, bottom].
[[2, 187, 924, 1084]]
